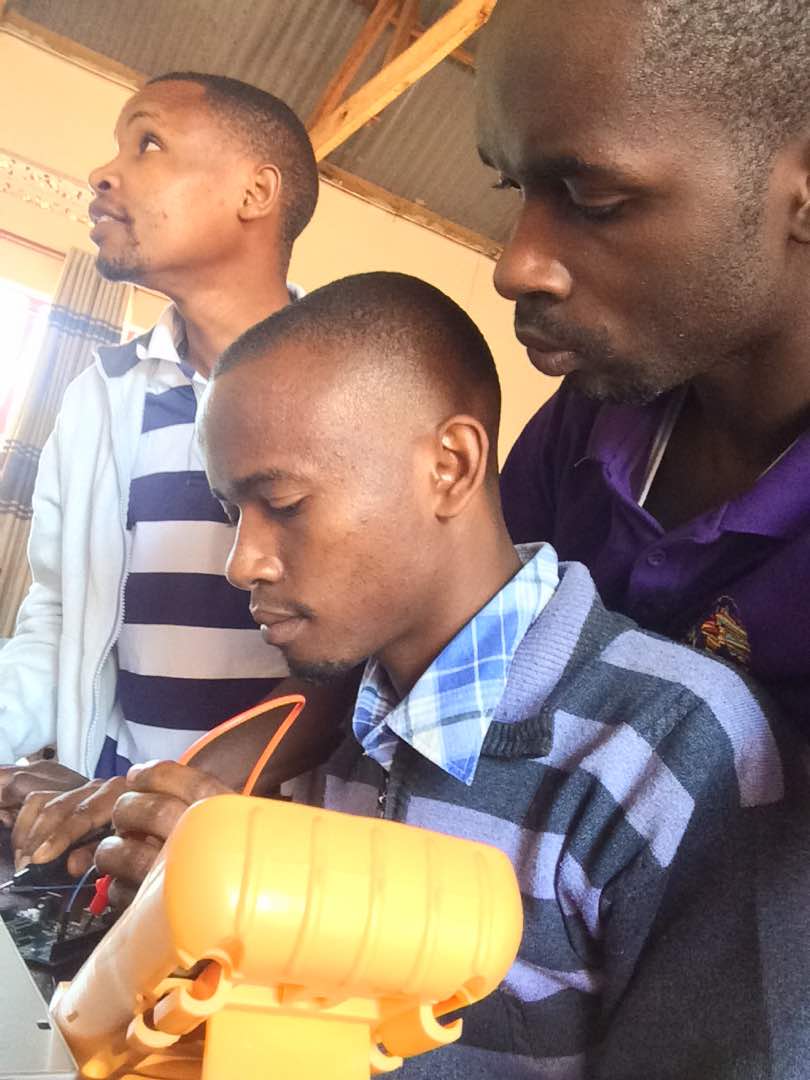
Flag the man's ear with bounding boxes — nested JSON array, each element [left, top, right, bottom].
[[789, 139, 810, 243], [238, 163, 282, 223], [431, 415, 490, 520]]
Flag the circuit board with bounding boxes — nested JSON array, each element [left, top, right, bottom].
[[0, 829, 113, 994], [4, 905, 110, 970]]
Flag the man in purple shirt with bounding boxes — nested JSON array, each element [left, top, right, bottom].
[[476, 0, 810, 731]]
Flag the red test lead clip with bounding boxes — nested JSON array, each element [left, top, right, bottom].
[[88, 874, 111, 916]]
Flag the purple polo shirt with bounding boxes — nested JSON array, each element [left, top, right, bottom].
[[501, 382, 810, 733]]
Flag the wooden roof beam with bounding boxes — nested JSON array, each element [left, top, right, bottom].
[[309, 0, 496, 161], [354, 0, 476, 68], [307, 0, 399, 130], [383, 0, 421, 66]]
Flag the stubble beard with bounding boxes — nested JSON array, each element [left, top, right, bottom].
[[285, 656, 362, 685], [95, 229, 147, 284], [568, 361, 680, 406]]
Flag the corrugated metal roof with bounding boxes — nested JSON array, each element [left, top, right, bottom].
[[329, 54, 516, 239], [421, 0, 484, 51], [8, 0, 519, 244]]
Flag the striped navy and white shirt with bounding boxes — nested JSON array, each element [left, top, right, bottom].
[[95, 306, 289, 777]]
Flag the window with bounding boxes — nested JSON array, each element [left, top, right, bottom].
[[0, 281, 50, 442]]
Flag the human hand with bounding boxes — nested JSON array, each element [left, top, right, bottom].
[[0, 761, 87, 829], [95, 761, 231, 910], [11, 776, 127, 874]]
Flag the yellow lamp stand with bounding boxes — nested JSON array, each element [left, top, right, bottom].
[[52, 794, 522, 1079]]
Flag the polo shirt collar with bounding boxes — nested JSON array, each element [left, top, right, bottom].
[[578, 383, 810, 540], [96, 281, 306, 380]]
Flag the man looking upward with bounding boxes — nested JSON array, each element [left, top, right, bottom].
[[478, 0, 810, 730], [0, 73, 319, 835]]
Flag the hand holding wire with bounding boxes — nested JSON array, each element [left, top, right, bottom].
[[93, 694, 307, 911]]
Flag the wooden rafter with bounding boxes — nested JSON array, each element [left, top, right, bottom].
[[307, 0, 399, 129], [354, 0, 475, 68], [383, 0, 421, 66], [309, 0, 496, 161]]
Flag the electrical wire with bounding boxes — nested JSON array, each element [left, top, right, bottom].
[[179, 693, 307, 795], [55, 862, 99, 944], [2, 884, 80, 892], [65, 863, 98, 919], [91, 694, 308, 915]]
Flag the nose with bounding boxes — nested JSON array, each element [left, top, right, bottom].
[[494, 202, 573, 302], [225, 511, 284, 591], [88, 155, 120, 195]]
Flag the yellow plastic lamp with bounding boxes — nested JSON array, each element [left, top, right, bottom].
[[51, 794, 523, 1080]]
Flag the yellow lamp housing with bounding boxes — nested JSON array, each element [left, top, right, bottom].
[[51, 794, 523, 1080]]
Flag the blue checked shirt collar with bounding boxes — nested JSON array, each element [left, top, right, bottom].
[[352, 542, 560, 786]]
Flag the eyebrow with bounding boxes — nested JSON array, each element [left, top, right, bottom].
[[212, 468, 307, 501], [125, 108, 161, 128], [478, 146, 639, 185], [536, 155, 632, 182]]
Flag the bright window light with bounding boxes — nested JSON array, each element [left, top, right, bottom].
[[0, 280, 50, 442]]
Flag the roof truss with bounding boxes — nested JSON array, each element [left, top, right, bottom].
[[308, 0, 496, 160]]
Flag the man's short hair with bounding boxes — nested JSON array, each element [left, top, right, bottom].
[[635, 1, 810, 166], [148, 72, 318, 249], [215, 271, 502, 464]]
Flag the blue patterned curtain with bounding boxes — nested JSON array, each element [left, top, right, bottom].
[[0, 249, 130, 634]]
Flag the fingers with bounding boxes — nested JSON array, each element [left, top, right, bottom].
[[92, 763, 231, 914], [12, 777, 126, 867], [111, 790, 190, 843], [1, 771, 63, 810], [107, 878, 138, 912], [128, 761, 231, 805], [66, 844, 96, 878], [0, 763, 86, 808], [0, 765, 19, 797], [0, 809, 14, 828], [95, 834, 161, 890], [11, 791, 59, 868]]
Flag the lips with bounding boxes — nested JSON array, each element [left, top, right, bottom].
[[88, 201, 130, 242], [88, 200, 129, 226], [516, 328, 579, 378], [251, 608, 307, 648]]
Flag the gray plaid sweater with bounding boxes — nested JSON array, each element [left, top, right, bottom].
[[291, 561, 810, 1079]]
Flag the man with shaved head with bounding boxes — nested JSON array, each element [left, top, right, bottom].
[[478, 1, 810, 735], [98, 273, 806, 1078]]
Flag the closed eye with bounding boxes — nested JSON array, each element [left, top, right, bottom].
[[562, 180, 626, 222], [264, 498, 305, 520], [491, 169, 627, 222]]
